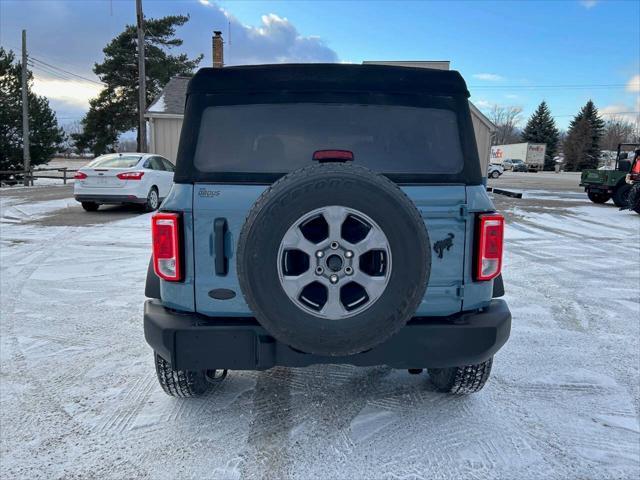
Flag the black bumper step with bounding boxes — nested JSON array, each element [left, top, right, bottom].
[[144, 299, 511, 371]]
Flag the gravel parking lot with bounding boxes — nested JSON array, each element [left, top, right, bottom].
[[1, 172, 638, 479]]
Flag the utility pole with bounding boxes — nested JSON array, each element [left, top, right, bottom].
[[21, 29, 31, 186], [136, 0, 147, 152]]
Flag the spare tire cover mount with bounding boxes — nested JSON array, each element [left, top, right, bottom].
[[277, 205, 392, 320]]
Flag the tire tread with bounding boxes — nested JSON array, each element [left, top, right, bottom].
[[154, 354, 211, 398], [428, 358, 493, 394]]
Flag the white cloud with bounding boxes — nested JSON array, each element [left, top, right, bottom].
[[600, 102, 640, 124], [194, 4, 338, 64], [472, 73, 504, 82], [474, 99, 494, 109], [25, 0, 338, 121], [221, 11, 338, 64], [580, 0, 598, 9], [31, 76, 102, 109], [627, 74, 640, 93]]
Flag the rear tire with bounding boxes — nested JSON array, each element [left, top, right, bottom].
[[154, 353, 225, 398], [612, 184, 632, 207], [628, 183, 640, 214], [81, 202, 99, 212], [428, 358, 493, 394], [587, 191, 610, 204], [490, 171, 500, 179], [144, 187, 160, 212]]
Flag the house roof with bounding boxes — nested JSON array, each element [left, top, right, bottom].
[[145, 76, 190, 117], [469, 102, 496, 131]]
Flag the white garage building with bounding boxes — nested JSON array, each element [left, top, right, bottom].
[[145, 76, 191, 164], [145, 61, 495, 176]]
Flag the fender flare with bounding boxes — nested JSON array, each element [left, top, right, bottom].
[[492, 274, 505, 298], [145, 257, 161, 299]]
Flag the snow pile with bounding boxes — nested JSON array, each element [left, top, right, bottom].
[[1, 196, 77, 224], [0, 190, 638, 479]]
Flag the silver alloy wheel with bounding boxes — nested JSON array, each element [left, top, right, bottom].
[[148, 189, 159, 209], [277, 205, 392, 320]]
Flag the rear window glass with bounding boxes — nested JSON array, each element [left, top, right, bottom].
[[87, 155, 141, 168], [194, 103, 464, 175]]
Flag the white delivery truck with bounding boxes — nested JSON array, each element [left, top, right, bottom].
[[490, 143, 546, 172]]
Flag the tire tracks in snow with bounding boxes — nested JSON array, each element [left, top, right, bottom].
[[0, 226, 99, 476], [239, 367, 295, 479]]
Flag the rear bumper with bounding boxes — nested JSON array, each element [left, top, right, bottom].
[[144, 299, 512, 371], [75, 194, 146, 205], [581, 185, 613, 193]]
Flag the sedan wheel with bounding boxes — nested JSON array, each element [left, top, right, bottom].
[[145, 188, 159, 212]]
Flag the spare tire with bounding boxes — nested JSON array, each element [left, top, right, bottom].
[[237, 163, 430, 356]]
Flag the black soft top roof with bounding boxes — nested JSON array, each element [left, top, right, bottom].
[[187, 64, 470, 97]]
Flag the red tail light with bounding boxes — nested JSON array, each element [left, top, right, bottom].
[[313, 150, 354, 162], [74, 171, 87, 180], [152, 213, 182, 281], [475, 213, 504, 281], [117, 171, 145, 180]]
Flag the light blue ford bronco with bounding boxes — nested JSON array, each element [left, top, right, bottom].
[[144, 64, 511, 397]]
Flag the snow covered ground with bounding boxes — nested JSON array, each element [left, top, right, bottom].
[[1, 186, 639, 479]]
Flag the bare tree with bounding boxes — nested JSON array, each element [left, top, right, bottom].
[[60, 121, 83, 156], [116, 138, 138, 153], [488, 105, 524, 145], [601, 116, 640, 150], [557, 129, 567, 148]]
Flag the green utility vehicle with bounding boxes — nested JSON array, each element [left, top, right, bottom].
[[580, 143, 639, 206]]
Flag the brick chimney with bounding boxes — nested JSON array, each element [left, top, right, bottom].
[[212, 31, 224, 68]]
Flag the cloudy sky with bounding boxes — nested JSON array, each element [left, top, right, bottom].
[[1, 0, 638, 129]]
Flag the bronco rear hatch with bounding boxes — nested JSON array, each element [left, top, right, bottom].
[[174, 64, 482, 318]]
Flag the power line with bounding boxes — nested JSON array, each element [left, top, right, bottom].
[[4, 42, 105, 85], [29, 56, 104, 85], [28, 61, 79, 82], [470, 83, 630, 90], [8, 42, 634, 92], [555, 111, 639, 118]]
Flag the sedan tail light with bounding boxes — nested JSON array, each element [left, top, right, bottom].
[[475, 213, 504, 281], [74, 171, 87, 180], [117, 171, 145, 180], [152, 213, 182, 281]]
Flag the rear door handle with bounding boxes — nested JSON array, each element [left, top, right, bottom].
[[214, 218, 228, 275]]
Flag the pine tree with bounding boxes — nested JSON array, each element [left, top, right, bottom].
[[521, 101, 559, 171], [72, 15, 202, 155], [564, 100, 605, 170], [0, 47, 64, 172], [563, 117, 592, 171]]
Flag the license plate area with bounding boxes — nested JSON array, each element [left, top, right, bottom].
[[86, 175, 120, 187]]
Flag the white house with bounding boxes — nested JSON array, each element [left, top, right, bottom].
[[145, 76, 190, 164]]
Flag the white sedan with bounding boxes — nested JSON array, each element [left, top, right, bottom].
[[74, 153, 175, 212], [488, 163, 504, 178]]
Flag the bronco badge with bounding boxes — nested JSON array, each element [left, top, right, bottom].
[[198, 188, 220, 198], [433, 233, 455, 259]]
